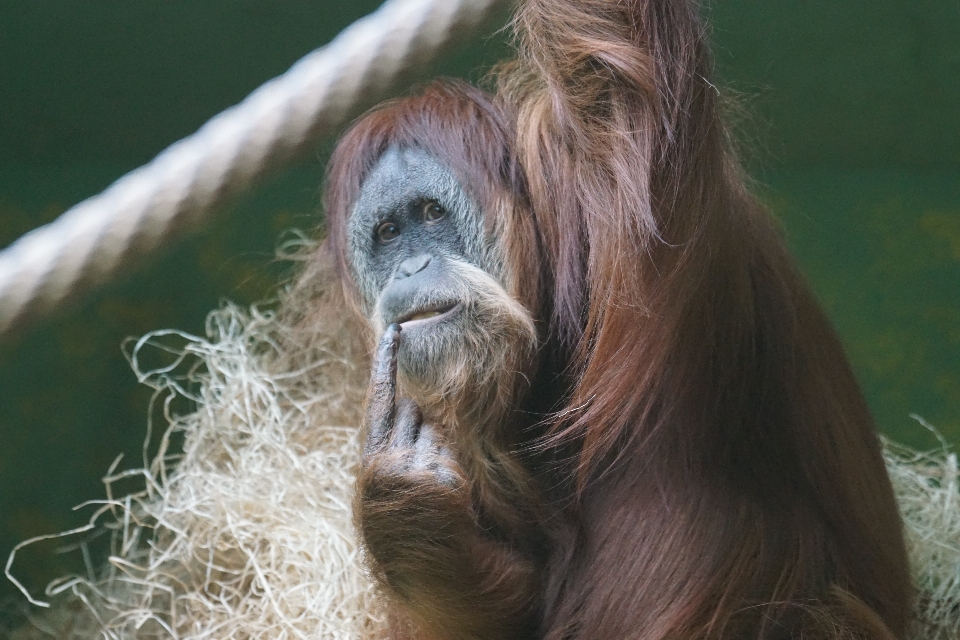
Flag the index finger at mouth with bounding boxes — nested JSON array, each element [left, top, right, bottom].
[[372, 323, 401, 384], [365, 324, 402, 448]]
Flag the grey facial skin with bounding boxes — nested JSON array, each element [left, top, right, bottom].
[[347, 146, 491, 315], [345, 146, 535, 400]]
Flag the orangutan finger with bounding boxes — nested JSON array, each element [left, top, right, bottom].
[[392, 398, 423, 449], [365, 323, 401, 454]]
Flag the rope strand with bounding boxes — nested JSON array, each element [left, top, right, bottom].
[[0, 0, 508, 339]]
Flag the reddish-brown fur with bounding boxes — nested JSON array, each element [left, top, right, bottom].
[[319, 1, 912, 638]]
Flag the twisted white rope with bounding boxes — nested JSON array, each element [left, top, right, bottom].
[[0, 0, 508, 338]]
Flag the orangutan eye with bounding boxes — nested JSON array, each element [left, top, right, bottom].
[[376, 221, 401, 244], [422, 200, 446, 223]]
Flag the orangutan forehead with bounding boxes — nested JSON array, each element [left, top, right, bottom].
[[348, 147, 489, 268], [352, 148, 471, 224]]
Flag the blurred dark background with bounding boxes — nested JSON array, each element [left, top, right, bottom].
[[1, 0, 958, 605]]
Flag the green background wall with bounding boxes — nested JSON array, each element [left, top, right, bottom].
[[1, 0, 958, 607]]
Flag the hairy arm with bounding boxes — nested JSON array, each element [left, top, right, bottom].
[[356, 325, 540, 640]]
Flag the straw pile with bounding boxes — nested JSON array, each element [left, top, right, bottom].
[[885, 424, 960, 640]]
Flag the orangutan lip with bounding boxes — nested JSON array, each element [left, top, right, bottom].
[[395, 302, 461, 329]]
